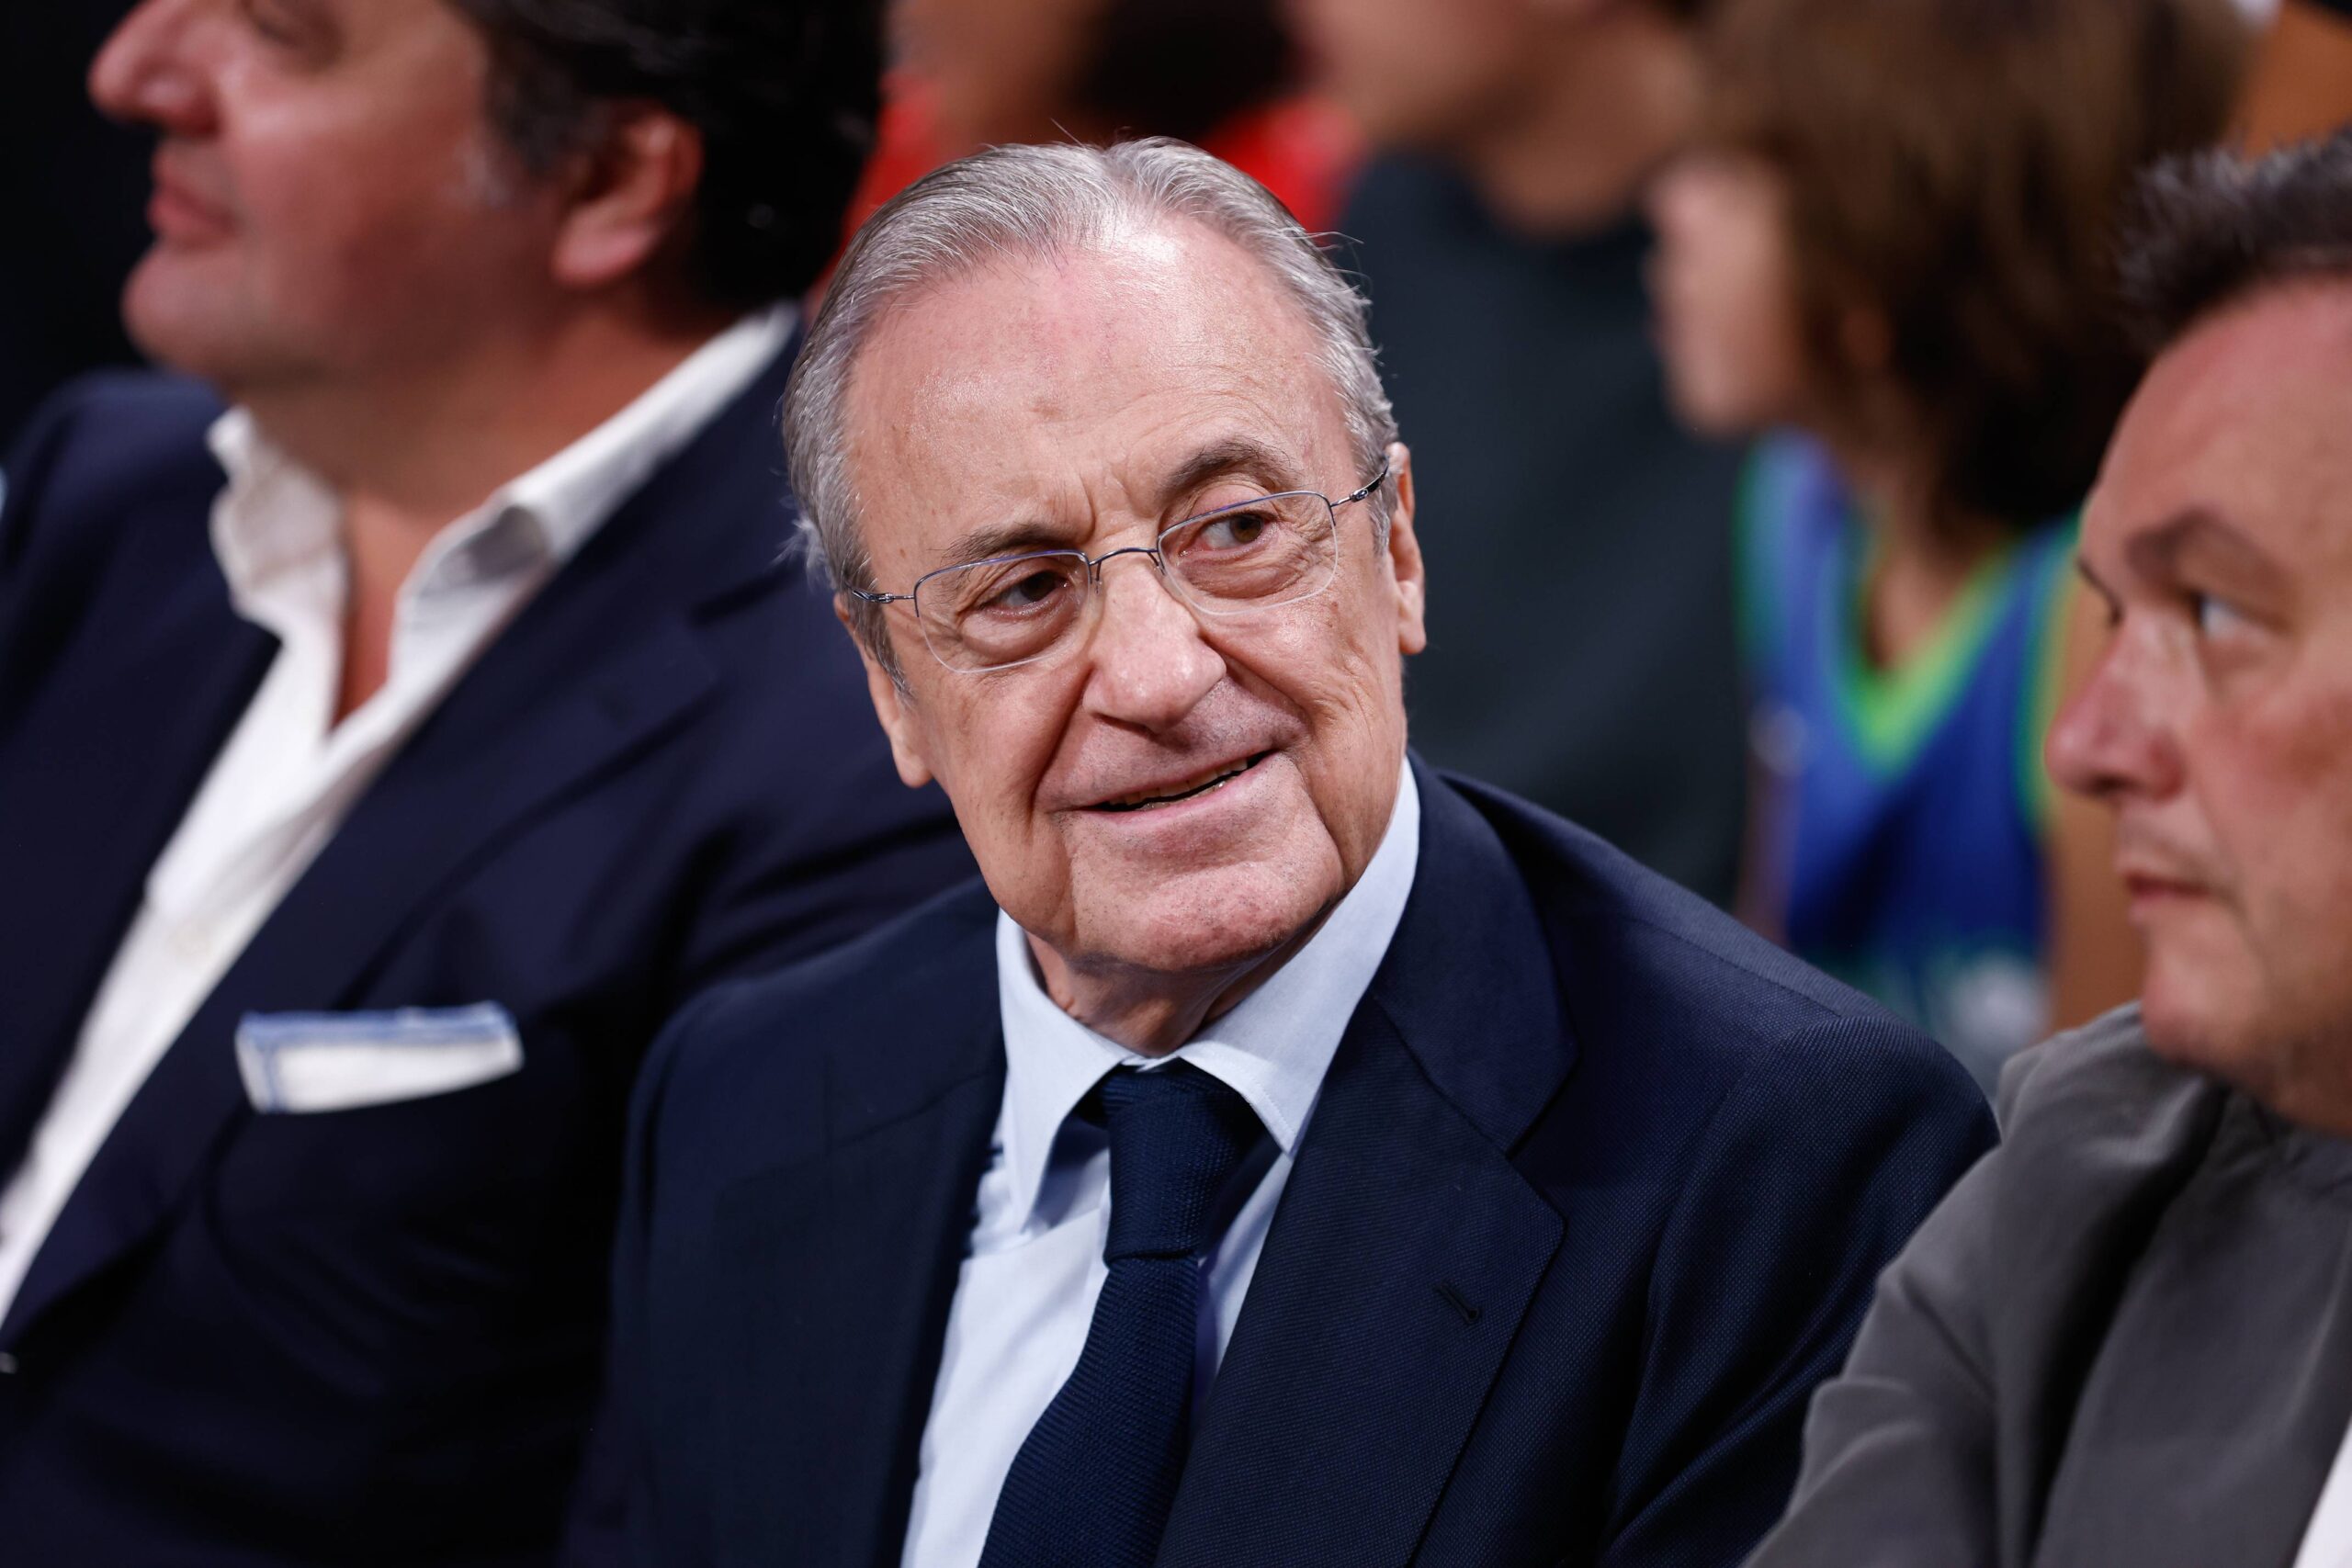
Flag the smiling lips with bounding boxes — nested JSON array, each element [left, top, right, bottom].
[[148, 150, 235, 243], [1088, 752, 1269, 813]]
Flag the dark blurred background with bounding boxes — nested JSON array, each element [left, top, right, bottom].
[[2, 4, 150, 444]]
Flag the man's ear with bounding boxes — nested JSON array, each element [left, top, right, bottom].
[[837, 596, 937, 788], [548, 104, 705, 292], [1383, 442, 1430, 657]]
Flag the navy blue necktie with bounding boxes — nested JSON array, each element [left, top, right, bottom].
[[977, 1060, 1263, 1568]]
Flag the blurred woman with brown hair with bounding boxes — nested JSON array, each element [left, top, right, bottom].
[[1646, 0, 2247, 1086]]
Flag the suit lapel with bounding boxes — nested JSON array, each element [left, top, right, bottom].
[[0, 505, 271, 1177], [1, 343, 806, 1349], [713, 908, 1005, 1568], [1157, 764, 1577, 1568]]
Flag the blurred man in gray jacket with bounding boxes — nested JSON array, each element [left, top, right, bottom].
[[1749, 128, 2352, 1568]]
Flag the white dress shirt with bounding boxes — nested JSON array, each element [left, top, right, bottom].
[[2297, 1418, 2352, 1567], [899, 762, 1422, 1568], [0, 307, 793, 1317]]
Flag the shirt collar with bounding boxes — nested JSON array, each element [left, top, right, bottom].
[[206, 409, 341, 606], [493, 303, 792, 568], [991, 759, 1421, 1235], [204, 304, 795, 619]]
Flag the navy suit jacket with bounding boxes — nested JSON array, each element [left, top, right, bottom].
[[0, 350, 975, 1564], [597, 761, 1996, 1568]]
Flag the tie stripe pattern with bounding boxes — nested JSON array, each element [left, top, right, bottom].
[[977, 1060, 1263, 1568]]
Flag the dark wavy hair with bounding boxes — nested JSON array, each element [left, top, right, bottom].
[[446, 0, 884, 310], [2120, 128, 2352, 353], [1700, 0, 2249, 538]]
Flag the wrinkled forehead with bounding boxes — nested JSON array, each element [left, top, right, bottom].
[[840, 221, 1355, 567], [2090, 283, 2352, 580]]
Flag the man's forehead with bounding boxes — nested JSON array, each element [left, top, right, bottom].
[[842, 224, 1350, 534], [856, 226, 1327, 412], [2154, 278, 2352, 390], [2093, 284, 2352, 567]]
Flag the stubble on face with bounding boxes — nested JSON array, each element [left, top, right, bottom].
[[2074, 284, 2352, 1127]]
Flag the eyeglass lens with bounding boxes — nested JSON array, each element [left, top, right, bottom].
[[916, 491, 1340, 671]]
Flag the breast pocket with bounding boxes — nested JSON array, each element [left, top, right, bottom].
[[234, 1003, 523, 1113], [211, 999, 577, 1239]]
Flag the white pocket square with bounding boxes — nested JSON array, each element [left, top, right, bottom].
[[234, 1004, 524, 1114]]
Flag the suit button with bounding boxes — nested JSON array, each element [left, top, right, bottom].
[[0, 1353, 18, 1374]]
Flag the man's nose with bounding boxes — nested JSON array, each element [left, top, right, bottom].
[[2046, 628, 2186, 807], [1079, 555, 1225, 730], [91, 0, 215, 137]]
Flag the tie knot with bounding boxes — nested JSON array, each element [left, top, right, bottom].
[[1090, 1061, 1263, 1264]]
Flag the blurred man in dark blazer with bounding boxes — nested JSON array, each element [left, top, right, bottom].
[[588, 138, 1994, 1568], [0, 1, 970, 1562], [1748, 130, 2352, 1568]]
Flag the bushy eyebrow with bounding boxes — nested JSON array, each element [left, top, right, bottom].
[[931, 435, 1306, 570], [936, 519, 1080, 570], [1154, 436, 1303, 514], [2123, 509, 2290, 600], [255, 0, 340, 45]]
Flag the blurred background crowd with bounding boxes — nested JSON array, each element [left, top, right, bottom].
[[4, 0, 2345, 1097]]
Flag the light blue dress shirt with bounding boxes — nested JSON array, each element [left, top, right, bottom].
[[898, 761, 1422, 1568]]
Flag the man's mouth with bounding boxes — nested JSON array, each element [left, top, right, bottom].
[[2114, 834, 2215, 905], [149, 150, 235, 243], [1089, 752, 1269, 813]]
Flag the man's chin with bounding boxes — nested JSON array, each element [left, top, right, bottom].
[[2139, 966, 2286, 1104], [1069, 863, 1339, 982], [120, 262, 273, 387]]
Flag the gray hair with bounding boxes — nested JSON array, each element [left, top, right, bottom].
[[782, 136, 1399, 679]]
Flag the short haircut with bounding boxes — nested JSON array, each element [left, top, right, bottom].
[[784, 138, 1400, 681], [446, 0, 884, 311], [1699, 0, 2248, 536], [2120, 128, 2352, 354]]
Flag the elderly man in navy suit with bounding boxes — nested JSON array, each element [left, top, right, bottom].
[[0, 1, 971, 1562], [593, 138, 1996, 1568]]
